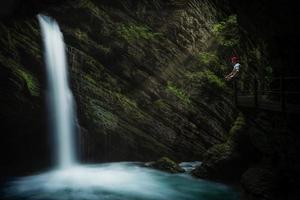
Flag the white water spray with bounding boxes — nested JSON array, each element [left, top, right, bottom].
[[38, 15, 76, 168]]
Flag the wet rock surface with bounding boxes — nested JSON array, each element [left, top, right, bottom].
[[146, 157, 184, 173]]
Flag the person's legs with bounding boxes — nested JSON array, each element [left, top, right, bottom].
[[225, 73, 230, 79], [225, 72, 233, 80], [231, 71, 239, 79], [226, 76, 233, 81], [226, 71, 239, 81]]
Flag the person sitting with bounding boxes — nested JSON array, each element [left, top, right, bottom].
[[225, 56, 240, 81]]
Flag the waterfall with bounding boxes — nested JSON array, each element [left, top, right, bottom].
[[38, 15, 77, 168]]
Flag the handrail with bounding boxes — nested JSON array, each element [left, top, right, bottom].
[[238, 90, 300, 94], [234, 76, 300, 112], [249, 76, 300, 81], [271, 76, 300, 80]]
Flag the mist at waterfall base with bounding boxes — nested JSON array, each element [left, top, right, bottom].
[[1, 15, 239, 200]]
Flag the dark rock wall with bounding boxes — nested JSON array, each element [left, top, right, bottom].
[[193, 111, 300, 200], [229, 0, 300, 76]]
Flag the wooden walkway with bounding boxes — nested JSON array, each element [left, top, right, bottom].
[[233, 76, 300, 114]]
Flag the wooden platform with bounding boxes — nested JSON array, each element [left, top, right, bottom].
[[233, 76, 300, 114], [236, 95, 300, 114]]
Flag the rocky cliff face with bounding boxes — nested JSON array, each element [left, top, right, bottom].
[[190, 2, 300, 199], [0, 0, 237, 175], [193, 110, 300, 200]]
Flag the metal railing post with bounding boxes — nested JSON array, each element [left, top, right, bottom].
[[234, 79, 238, 105], [254, 78, 258, 107], [280, 75, 286, 111]]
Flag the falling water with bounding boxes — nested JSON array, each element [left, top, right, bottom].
[[38, 15, 76, 168]]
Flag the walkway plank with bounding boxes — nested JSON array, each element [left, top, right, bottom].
[[237, 95, 300, 114]]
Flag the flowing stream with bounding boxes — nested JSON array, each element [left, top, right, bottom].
[[1, 15, 239, 200]]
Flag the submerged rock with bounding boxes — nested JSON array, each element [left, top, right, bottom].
[[146, 157, 184, 173]]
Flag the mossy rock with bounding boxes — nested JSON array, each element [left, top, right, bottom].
[[185, 69, 229, 102], [166, 81, 191, 106], [147, 157, 184, 173], [153, 99, 173, 113], [191, 113, 261, 182], [212, 15, 240, 47], [14, 68, 40, 97], [227, 112, 246, 140], [116, 23, 162, 43], [0, 54, 40, 97], [191, 143, 238, 180]]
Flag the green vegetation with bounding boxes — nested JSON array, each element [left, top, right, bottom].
[[264, 65, 273, 82], [248, 47, 273, 81], [15, 68, 40, 97], [206, 143, 232, 159], [196, 51, 226, 75], [74, 29, 89, 41], [0, 54, 40, 97], [89, 101, 118, 130], [187, 70, 226, 91], [166, 82, 191, 105], [154, 99, 171, 111], [149, 157, 184, 173], [83, 74, 97, 85], [117, 24, 162, 43], [199, 113, 246, 172], [212, 15, 239, 47], [84, 85, 145, 123], [111, 91, 145, 120], [76, 0, 107, 18], [198, 52, 219, 65], [227, 112, 246, 140], [185, 70, 228, 101]]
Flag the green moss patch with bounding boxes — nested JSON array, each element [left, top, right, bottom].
[[227, 112, 246, 140], [196, 51, 227, 75], [187, 70, 226, 92], [166, 82, 191, 105], [83, 74, 97, 85], [117, 24, 162, 43], [198, 52, 219, 66], [114, 92, 145, 120], [15, 68, 40, 97], [73, 29, 89, 41], [75, 0, 107, 18], [212, 15, 239, 47], [0, 54, 40, 97], [88, 101, 118, 130], [148, 157, 184, 173], [153, 99, 172, 111]]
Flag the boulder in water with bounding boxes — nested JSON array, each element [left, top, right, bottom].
[[146, 157, 185, 173]]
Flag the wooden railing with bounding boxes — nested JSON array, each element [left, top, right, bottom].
[[234, 76, 300, 113]]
